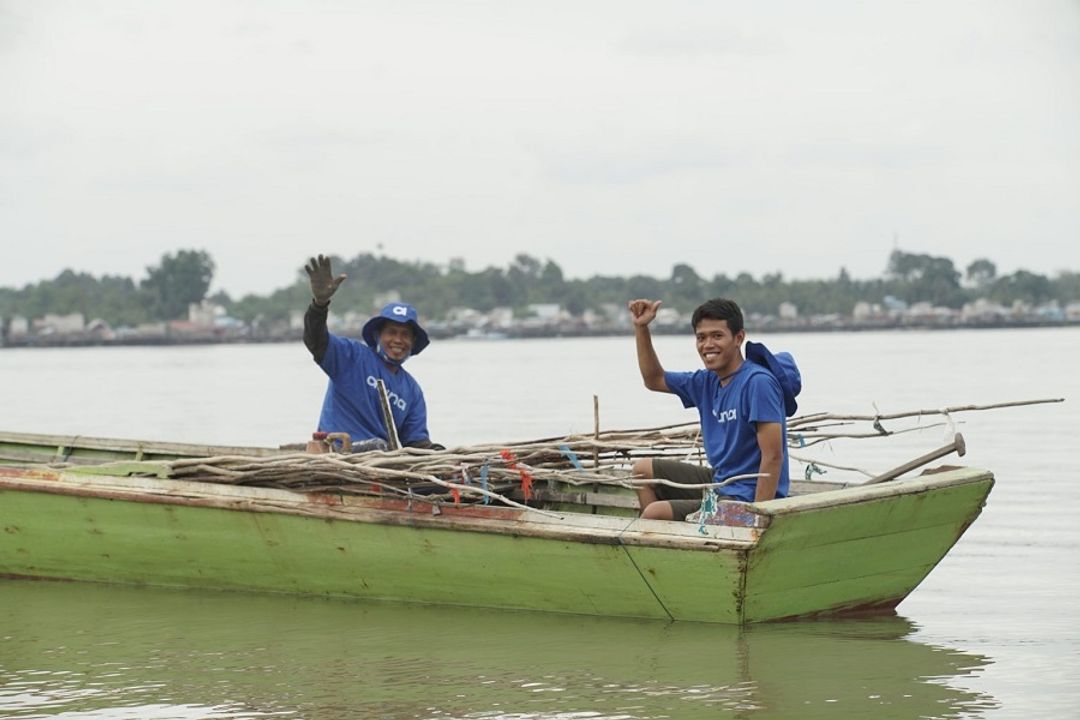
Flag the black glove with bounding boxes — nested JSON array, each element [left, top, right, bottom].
[[305, 254, 347, 306], [405, 439, 445, 451]]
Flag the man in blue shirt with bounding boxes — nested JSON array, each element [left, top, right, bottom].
[[303, 254, 439, 450], [628, 297, 800, 520]]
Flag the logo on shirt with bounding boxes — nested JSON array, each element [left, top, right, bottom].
[[366, 375, 407, 411], [712, 407, 737, 423]]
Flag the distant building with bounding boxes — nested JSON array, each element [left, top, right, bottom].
[[87, 319, 114, 341], [905, 302, 958, 322], [1035, 301, 1064, 321], [1010, 299, 1032, 315], [962, 298, 1008, 321], [8, 315, 29, 337], [519, 303, 568, 330], [852, 301, 883, 321], [526, 303, 563, 322], [35, 313, 85, 334], [446, 307, 483, 326], [778, 302, 798, 320], [486, 307, 514, 329], [599, 303, 629, 328], [189, 300, 242, 331], [654, 307, 683, 328], [134, 322, 168, 338], [188, 301, 217, 327], [583, 305, 622, 329], [882, 296, 907, 315]]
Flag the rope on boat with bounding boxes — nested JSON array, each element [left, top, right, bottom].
[[124, 396, 1062, 507]]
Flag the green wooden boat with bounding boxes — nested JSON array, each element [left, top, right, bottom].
[[0, 430, 993, 624]]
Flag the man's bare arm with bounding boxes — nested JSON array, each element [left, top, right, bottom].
[[628, 299, 669, 392], [754, 422, 784, 502]]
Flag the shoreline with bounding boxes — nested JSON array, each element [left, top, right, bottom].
[[3, 317, 1078, 349]]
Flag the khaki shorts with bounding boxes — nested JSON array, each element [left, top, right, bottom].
[[650, 459, 715, 521]]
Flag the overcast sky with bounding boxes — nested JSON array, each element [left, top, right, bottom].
[[2, 0, 1078, 297]]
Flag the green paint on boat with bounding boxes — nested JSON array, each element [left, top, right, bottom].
[[0, 431, 995, 624]]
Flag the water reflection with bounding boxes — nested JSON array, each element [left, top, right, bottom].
[[0, 581, 997, 719]]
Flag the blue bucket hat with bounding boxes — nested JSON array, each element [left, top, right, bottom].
[[361, 302, 430, 356], [745, 341, 802, 417]]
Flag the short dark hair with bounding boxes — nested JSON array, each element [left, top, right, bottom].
[[691, 298, 744, 335]]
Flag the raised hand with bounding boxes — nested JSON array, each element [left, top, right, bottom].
[[305, 255, 347, 305], [627, 299, 662, 327]]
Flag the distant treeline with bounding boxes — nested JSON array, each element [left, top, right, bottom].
[[2, 249, 1078, 328]]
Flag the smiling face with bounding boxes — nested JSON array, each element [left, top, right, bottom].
[[378, 321, 415, 362], [694, 318, 745, 377]]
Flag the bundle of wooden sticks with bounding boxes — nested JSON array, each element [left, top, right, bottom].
[[158, 398, 1062, 508]]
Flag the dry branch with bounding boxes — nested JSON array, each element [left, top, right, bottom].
[[146, 396, 1060, 507]]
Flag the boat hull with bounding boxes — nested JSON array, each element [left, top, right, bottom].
[[744, 477, 993, 621], [0, 461, 993, 623]]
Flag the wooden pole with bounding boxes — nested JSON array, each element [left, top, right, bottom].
[[863, 433, 966, 485], [592, 394, 600, 514], [375, 379, 401, 450], [791, 398, 1063, 428], [592, 395, 600, 469]]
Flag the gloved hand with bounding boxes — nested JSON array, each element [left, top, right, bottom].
[[305, 254, 347, 306], [405, 439, 446, 451]]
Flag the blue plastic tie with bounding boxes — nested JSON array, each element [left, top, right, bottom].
[[558, 444, 585, 470]]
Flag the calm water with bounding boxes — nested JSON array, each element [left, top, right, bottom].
[[2, 328, 1079, 719]]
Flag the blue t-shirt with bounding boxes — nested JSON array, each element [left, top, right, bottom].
[[316, 334, 430, 445], [664, 363, 789, 502]]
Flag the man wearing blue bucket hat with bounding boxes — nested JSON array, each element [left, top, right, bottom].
[[302, 254, 439, 450], [627, 297, 801, 520]]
